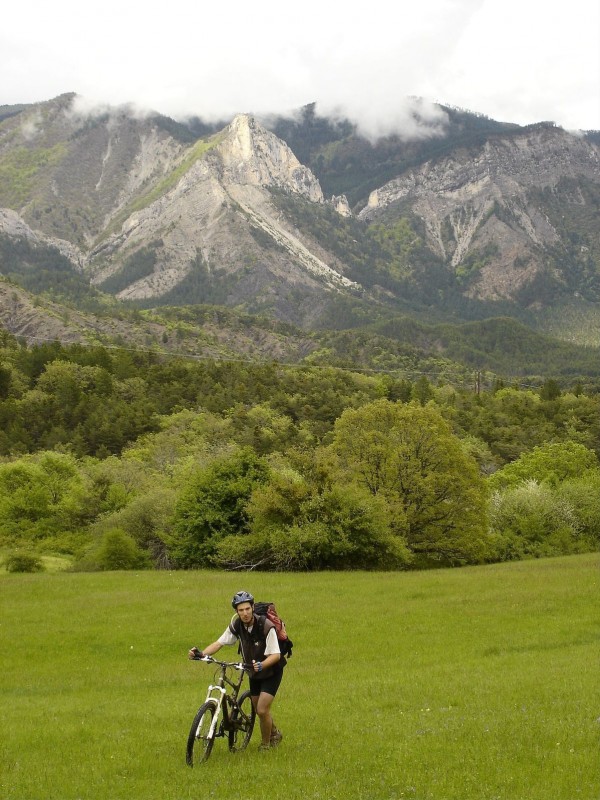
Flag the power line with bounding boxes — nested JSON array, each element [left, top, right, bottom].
[[9, 332, 549, 392]]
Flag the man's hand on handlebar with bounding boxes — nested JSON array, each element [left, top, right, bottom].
[[188, 650, 250, 671]]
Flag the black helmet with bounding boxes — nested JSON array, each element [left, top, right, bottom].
[[231, 590, 254, 609]]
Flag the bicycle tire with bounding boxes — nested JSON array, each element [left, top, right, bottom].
[[186, 699, 218, 766], [228, 690, 256, 752]]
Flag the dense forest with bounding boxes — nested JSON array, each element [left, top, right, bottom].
[[1, 334, 599, 573]]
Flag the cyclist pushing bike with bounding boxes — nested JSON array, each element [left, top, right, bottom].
[[188, 590, 285, 752]]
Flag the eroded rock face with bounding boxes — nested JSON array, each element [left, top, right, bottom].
[[0, 208, 85, 268], [87, 113, 355, 305], [0, 99, 354, 318], [360, 126, 600, 302], [330, 194, 352, 217], [217, 114, 324, 203], [2, 95, 600, 318]]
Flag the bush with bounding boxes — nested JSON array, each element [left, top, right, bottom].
[[489, 480, 587, 559], [90, 488, 176, 568], [556, 474, 600, 547], [4, 552, 45, 573], [215, 475, 412, 571], [73, 528, 150, 571]]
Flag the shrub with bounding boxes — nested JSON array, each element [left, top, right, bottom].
[[556, 473, 600, 547], [73, 528, 150, 571], [489, 480, 586, 559], [4, 552, 45, 573]]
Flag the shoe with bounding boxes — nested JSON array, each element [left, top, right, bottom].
[[258, 743, 272, 751], [270, 729, 283, 747]]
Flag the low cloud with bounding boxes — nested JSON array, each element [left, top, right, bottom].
[[20, 110, 43, 140], [2, 0, 598, 137]]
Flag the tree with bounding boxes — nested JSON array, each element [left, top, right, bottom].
[[215, 460, 411, 570], [91, 487, 177, 568], [489, 480, 586, 560], [539, 378, 561, 401], [228, 403, 301, 455], [74, 528, 150, 571], [0, 452, 87, 548], [487, 441, 599, 492], [330, 399, 491, 565], [412, 376, 434, 406], [557, 472, 600, 547], [472, 388, 553, 463], [168, 448, 270, 568]]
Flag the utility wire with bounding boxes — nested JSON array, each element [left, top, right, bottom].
[[11, 332, 548, 391]]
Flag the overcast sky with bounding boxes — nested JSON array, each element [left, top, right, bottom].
[[2, 0, 599, 137]]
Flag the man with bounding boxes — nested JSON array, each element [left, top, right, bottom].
[[188, 590, 284, 751]]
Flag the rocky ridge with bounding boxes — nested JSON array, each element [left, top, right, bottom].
[[1, 95, 600, 326], [0, 98, 357, 322], [359, 125, 600, 301]]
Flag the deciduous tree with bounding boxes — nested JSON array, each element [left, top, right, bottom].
[[331, 399, 490, 564]]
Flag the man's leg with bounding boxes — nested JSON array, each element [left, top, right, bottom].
[[252, 691, 275, 747]]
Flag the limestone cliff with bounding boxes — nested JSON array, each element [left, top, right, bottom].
[[217, 114, 324, 202], [0, 97, 357, 324], [359, 125, 600, 303], [1, 95, 600, 325]]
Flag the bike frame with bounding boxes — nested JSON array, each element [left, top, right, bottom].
[[195, 656, 248, 740]]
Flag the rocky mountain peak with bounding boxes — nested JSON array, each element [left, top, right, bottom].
[[217, 113, 324, 202], [2, 95, 600, 328]]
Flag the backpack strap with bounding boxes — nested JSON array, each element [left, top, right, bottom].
[[253, 614, 267, 638]]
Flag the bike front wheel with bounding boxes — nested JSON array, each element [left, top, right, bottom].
[[228, 690, 256, 752], [186, 699, 218, 766]]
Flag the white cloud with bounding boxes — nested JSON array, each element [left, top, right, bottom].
[[1, 0, 598, 135]]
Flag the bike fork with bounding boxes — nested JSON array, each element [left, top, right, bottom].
[[204, 685, 226, 739]]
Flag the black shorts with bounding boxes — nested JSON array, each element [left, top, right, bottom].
[[249, 667, 284, 698]]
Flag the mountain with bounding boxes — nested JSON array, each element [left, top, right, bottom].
[[358, 123, 600, 308], [0, 95, 360, 326], [1, 93, 600, 361]]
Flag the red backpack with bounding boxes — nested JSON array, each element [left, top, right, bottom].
[[253, 601, 293, 658]]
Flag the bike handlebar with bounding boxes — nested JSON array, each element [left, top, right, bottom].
[[192, 654, 249, 671]]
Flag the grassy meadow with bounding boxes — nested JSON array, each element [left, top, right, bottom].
[[1, 554, 598, 800]]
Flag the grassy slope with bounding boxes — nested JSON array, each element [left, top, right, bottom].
[[1, 555, 598, 800]]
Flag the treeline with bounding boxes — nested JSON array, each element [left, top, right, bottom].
[[1, 336, 599, 571], [0, 234, 106, 309], [269, 102, 519, 206]]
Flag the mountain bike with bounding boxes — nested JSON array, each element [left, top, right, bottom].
[[186, 655, 256, 765]]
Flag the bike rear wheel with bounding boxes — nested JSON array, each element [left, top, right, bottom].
[[186, 699, 218, 766], [228, 690, 256, 752]]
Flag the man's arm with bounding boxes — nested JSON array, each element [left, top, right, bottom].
[[252, 627, 281, 672], [252, 651, 280, 672], [188, 640, 223, 659]]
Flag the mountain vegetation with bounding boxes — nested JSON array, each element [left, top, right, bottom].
[[0, 335, 598, 572], [1, 95, 600, 573]]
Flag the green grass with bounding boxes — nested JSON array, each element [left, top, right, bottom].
[[0, 549, 72, 574], [1, 554, 598, 800]]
